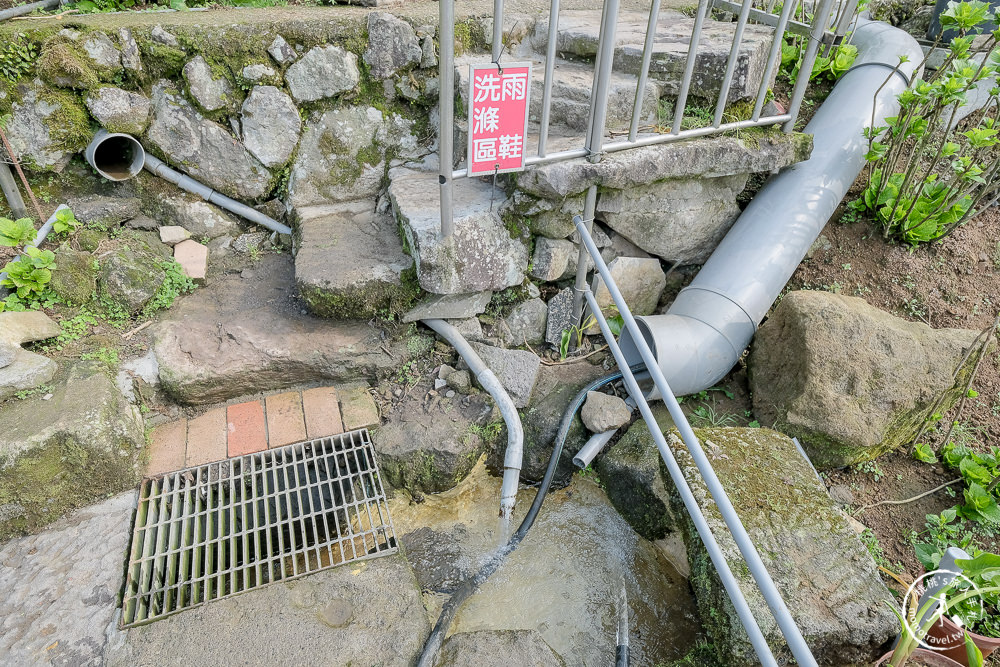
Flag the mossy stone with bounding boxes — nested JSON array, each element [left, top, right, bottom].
[[49, 246, 97, 305]]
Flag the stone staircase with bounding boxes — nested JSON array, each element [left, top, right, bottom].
[[293, 9, 781, 305]]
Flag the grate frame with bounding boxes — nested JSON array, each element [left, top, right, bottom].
[[121, 428, 396, 627]]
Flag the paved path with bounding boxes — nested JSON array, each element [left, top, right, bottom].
[[0, 493, 134, 667]]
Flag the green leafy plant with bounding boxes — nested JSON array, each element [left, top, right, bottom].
[[140, 260, 196, 317], [51, 208, 81, 237], [0, 246, 55, 303], [781, 39, 858, 84], [856, 2, 1000, 245], [0, 217, 36, 248], [0, 34, 39, 84], [940, 440, 1000, 523]]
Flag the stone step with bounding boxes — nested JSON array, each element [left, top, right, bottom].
[[293, 200, 416, 319], [388, 166, 529, 295], [530, 9, 776, 104]]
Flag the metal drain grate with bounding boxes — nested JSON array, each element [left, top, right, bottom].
[[121, 428, 396, 627]]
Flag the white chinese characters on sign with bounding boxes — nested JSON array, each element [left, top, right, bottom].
[[468, 64, 531, 175]]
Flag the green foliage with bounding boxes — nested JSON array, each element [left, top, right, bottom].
[[0, 34, 38, 84], [857, 3, 1000, 245], [140, 259, 195, 317], [0, 217, 36, 248], [1, 247, 55, 303], [914, 441, 939, 463], [689, 403, 739, 428], [781, 40, 858, 84], [80, 346, 120, 369], [940, 440, 1000, 523], [51, 208, 80, 237]]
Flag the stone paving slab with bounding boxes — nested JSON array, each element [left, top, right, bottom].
[[0, 493, 134, 667]]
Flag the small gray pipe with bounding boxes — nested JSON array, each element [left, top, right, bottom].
[[574, 397, 636, 468], [82, 132, 292, 236], [619, 17, 923, 396], [422, 318, 524, 523], [0, 204, 68, 287], [0, 163, 29, 220], [0, 0, 59, 21]]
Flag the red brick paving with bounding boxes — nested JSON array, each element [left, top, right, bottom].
[[186, 407, 227, 467], [227, 400, 268, 456], [301, 387, 344, 439], [265, 392, 307, 448], [145, 386, 361, 476], [147, 419, 187, 476]]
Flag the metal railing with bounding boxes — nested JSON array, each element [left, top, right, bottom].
[[574, 217, 819, 667]]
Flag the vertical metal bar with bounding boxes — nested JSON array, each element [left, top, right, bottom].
[[584, 0, 620, 160], [671, 0, 711, 134], [438, 0, 455, 238], [628, 0, 663, 142], [162, 475, 185, 612], [537, 0, 561, 158], [191, 467, 205, 605], [832, 0, 860, 41], [752, 0, 799, 121], [712, 0, 755, 127], [0, 163, 28, 220], [492, 0, 504, 62], [570, 185, 599, 325], [575, 220, 819, 667], [583, 0, 611, 140], [782, 0, 837, 132], [584, 288, 780, 667], [124, 481, 151, 624]]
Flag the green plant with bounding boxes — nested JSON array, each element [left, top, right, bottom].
[[781, 38, 857, 84], [0, 246, 55, 303], [856, 2, 1000, 245], [861, 528, 903, 573], [940, 440, 1000, 523], [689, 403, 739, 428], [0, 34, 39, 84], [140, 260, 196, 316], [80, 346, 120, 369], [0, 217, 36, 248], [51, 208, 80, 237], [856, 459, 886, 482]]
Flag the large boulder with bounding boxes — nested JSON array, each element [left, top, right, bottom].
[[240, 86, 301, 168], [389, 168, 529, 294], [284, 45, 360, 103], [2, 82, 90, 172], [372, 379, 496, 494], [293, 201, 417, 319], [0, 363, 145, 541], [603, 419, 898, 665], [98, 245, 167, 315], [147, 82, 272, 201], [749, 291, 982, 468], [182, 55, 234, 112], [287, 107, 420, 209], [153, 254, 410, 404], [0, 311, 60, 402], [437, 630, 565, 666]]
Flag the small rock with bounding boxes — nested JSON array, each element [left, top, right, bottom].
[[241, 64, 277, 83], [233, 231, 268, 254], [364, 12, 422, 79], [99, 247, 166, 314], [340, 383, 380, 430], [502, 298, 547, 346], [828, 484, 854, 506], [438, 364, 456, 380], [158, 226, 190, 246], [49, 247, 96, 305], [0, 344, 15, 369], [529, 237, 576, 282], [544, 287, 575, 346], [420, 36, 437, 69], [434, 378, 448, 390], [125, 215, 159, 231], [466, 343, 540, 408], [403, 291, 493, 323], [148, 192, 240, 240], [580, 391, 632, 433], [267, 35, 296, 65], [82, 32, 121, 70], [285, 45, 360, 103], [68, 195, 141, 228], [173, 240, 208, 282], [119, 28, 142, 72], [526, 283, 541, 299], [85, 87, 151, 135], [151, 26, 180, 47], [183, 56, 234, 112], [445, 370, 473, 394], [587, 256, 666, 333], [450, 317, 485, 342], [445, 390, 456, 399], [0, 311, 60, 347]]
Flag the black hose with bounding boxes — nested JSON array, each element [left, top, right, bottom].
[[416, 366, 642, 666]]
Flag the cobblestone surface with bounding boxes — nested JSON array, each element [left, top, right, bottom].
[[0, 493, 134, 667]]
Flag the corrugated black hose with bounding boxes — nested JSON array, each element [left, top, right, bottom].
[[416, 365, 645, 666]]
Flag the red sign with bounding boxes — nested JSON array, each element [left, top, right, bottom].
[[467, 62, 532, 175]]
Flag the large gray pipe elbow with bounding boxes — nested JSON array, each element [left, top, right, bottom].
[[619, 17, 922, 394]]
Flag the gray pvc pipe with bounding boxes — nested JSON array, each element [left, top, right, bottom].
[[0, 0, 59, 21], [422, 318, 524, 524], [0, 163, 29, 220], [82, 132, 292, 236], [574, 397, 636, 468], [619, 17, 923, 396]]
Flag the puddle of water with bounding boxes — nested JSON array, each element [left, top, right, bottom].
[[390, 460, 703, 665]]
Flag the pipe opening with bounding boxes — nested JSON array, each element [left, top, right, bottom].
[[86, 132, 144, 181], [617, 317, 656, 370]]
